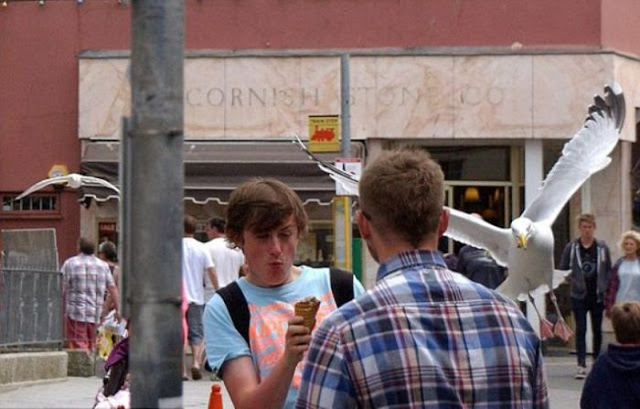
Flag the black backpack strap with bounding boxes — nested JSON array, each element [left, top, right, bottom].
[[329, 268, 355, 307], [216, 282, 250, 346]]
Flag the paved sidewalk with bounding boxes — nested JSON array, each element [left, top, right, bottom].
[[0, 355, 584, 408], [546, 355, 583, 409], [0, 376, 232, 409]]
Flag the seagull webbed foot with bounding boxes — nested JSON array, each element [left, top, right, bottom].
[[539, 319, 555, 341], [553, 319, 574, 342]]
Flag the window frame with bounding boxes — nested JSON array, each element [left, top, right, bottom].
[[1, 192, 62, 220]]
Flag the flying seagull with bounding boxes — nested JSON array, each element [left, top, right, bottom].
[[14, 173, 120, 201], [293, 83, 625, 341]]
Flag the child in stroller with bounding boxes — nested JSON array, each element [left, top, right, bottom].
[[94, 330, 130, 408]]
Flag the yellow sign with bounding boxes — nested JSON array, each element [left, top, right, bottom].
[[308, 115, 340, 153]]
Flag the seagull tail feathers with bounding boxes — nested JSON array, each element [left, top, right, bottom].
[[530, 284, 550, 298], [496, 277, 527, 302], [552, 269, 571, 290]]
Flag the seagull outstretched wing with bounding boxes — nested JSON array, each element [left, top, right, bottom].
[[293, 135, 359, 196], [521, 83, 625, 225], [445, 208, 512, 266], [15, 173, 120, 201], [79, 175, 120, 193], [14, 176, 73, 201]]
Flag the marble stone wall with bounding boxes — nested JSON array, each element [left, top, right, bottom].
[[79, 53, 638, 142]]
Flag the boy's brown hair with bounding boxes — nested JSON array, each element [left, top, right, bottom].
[[225, 178, 308, 246], [612, 302, 640, 344]]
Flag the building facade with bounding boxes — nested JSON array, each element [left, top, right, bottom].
[[1, 1, 639, 291]]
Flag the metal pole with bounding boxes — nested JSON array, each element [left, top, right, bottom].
[[340, 54, 351, 158], [128, 1, 184, 407], [339, 54, 353, 271], [119, 117, 131, 319]]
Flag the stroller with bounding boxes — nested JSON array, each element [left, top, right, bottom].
[[94, 336, 130, 409]]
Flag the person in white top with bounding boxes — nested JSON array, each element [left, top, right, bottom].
[[605, 230, 640, 317], [182, 215, 218, 380], [205, 217, 246, 294]]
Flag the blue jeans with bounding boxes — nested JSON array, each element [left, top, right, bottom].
[[571, 296, 603, 367]]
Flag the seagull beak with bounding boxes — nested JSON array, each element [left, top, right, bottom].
[[516, 234, 528, 249]]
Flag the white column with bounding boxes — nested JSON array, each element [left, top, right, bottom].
[[581, 179, 591, 213], [524, 139, 545, 337]]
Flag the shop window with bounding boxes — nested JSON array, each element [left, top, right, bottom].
[[297, 223, 333, 268], [1, 193, 60, 217], [427, 146, 511, 181]]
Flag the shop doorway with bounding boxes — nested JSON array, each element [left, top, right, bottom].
[[440, 183, 513, 255]]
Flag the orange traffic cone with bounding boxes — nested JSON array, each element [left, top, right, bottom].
[[208, 383, 223, 409]]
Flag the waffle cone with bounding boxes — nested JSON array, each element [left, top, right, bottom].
[[294, 297, 321, 331]]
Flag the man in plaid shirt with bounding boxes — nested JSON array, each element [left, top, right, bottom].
[[296, 148, 548, 408], [62, 237, 120, 350]]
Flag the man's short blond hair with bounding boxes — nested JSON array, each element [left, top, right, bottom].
[[612, 302, 640, 344], [577, 213, 596, 227], [358, 147, 444, 248]]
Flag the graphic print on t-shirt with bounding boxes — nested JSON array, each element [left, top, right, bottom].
[[248, 291, 335, 388]]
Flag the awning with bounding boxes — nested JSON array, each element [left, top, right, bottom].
[[79, 140, 365, 205]]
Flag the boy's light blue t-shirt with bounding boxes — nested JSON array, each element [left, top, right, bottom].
[[203, 266, 365, 409]]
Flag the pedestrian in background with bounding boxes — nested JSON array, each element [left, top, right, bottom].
[[296, 148, 548, 408], [98, 240, 120, 321], [203, 178, 364, 409], [559, 213, 612, 379], [61, 237, 120, 351], [182, 215, 218, 380], [605, 230, 640, 317], [580, 301, 640, 409], [204, 216, 245, 294]]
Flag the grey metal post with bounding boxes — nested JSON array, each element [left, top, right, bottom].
[[119, 117, 131, 319], [340, 54, 351, 158], [128, 1, 184, 407], [339, 54, 353, 270]]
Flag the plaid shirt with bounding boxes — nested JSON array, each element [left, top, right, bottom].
[[297, 250, 549, 409], [61, 253, 114, 324]]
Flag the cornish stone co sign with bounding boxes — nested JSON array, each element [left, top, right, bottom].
[[78, 53, 610, 141]]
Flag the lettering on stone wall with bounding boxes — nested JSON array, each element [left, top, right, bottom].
[[459, 86, 504, 106], [351, 86, 421, 106], [186, 86, 424, 108], [186, 87, 321, 108]]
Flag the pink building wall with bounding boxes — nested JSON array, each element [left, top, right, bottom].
[[0, 0, 637, 261]]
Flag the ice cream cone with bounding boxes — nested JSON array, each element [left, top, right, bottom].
[[294, 297, 321, 331]]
